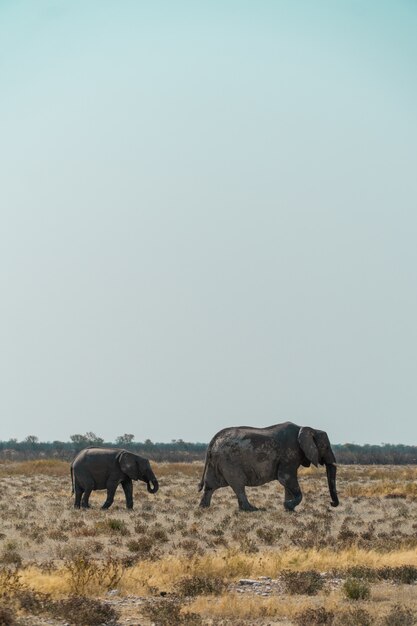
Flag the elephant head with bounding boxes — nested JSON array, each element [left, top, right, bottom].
[[118, 451, 159, 494], [298, 427, 339, 507]]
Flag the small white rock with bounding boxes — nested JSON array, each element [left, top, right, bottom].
[[239, 578, 258, 585]]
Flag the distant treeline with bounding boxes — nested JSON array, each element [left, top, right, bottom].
[[0, 433, 206, 463], [0, 433, 416, 464]]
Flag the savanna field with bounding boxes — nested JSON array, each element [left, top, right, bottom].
[[1, 461, 417, 625]]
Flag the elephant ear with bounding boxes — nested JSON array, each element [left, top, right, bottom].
[[298, 427, 319, 468], [118, 451, 139, 480]]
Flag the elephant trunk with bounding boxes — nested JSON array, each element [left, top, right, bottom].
[[147, 478, 159, 494], [326, 463, 339, 507]]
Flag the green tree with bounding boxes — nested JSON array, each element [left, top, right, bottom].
[[24, 435, 39, 445], [115, 434, 135, 445]]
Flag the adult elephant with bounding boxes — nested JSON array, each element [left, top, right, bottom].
[[198, 422, 339, 512], [71, 448, 159, 509]]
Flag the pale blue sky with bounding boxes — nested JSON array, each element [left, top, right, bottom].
[[1, 1, 417, 443]]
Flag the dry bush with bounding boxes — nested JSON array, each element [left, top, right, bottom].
[[13, 589, 51, 616], [126, 536, 154, 557], [380, 604, 415, 626], [64, 555, 125, 594], [377, 565, 417, 584], [49, 595, 119, 625], [281, 569, 324, 595], [0, 569, 53, 622], [94, 518, 129, 535], [176, 575, 226, 597], [295, 606, 334, 626], [0, 568, 24, 598], [0, 603, 17, 626], [141, 598, 202, 625], [333, 607, 372, 626], [148, 523, 169, 543]]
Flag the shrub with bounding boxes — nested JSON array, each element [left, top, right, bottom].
[[64, 555, 125, 594], [179, 539, 203, 557], [342, 578, 371, 601], [50, 595, 119, 625], [381, 604, 415, 626], [333, 607, 372, 626], [64, 556, 99, 595], [295, 606, 334, 626], [0, 568, 24, 598], [14, 589, 51, 615], [239, 537, 259, 554], [95, 518, 129, 535], [256, 526, 283, 544], [150, 526, 169, 542], [134, 520, 147, 534], [141, 598, 202, 625], [344, 566, 376, 581], [176, 575, 226, 597], [0, 550, 22, 567], [0, 604, 16, 626], [126, 537, 153, 557], [378, 565, 417, 584], [281, 569, 324, 595]]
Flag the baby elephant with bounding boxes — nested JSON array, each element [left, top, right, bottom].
[[71, 447, 159, 509]]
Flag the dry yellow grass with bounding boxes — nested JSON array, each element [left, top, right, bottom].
[[152, 461, 203, 478], [0, 459, 69, 477], [19, 546, 417, 598]]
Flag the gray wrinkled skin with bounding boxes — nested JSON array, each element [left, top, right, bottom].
[[198, 422, 339, 512], [71, 447, 159, 509]]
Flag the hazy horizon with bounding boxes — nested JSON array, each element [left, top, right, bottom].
[[1, 1, 417, 445]]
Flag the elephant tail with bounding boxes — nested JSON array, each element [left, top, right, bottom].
[[198, 449, 211, 491], [70, 465, 74, 495]]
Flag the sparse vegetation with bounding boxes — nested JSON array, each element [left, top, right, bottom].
[[0, 462, 416, 624]]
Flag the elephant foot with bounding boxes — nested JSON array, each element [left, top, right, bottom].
[[239, 504, 259, 512], [284, 494, 302, 512]]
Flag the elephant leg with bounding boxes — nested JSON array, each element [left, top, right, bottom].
[[231, 484, 258, 512], [79, 477, 94, 508], [102, 481, 118, 509], [199, 486, 217, 508], [121, 478, 133, 509], [74, 483, 83, 509], [81, 488, 93, 508], [278, 468, 302, 511], [199, 465, 224, 508]]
